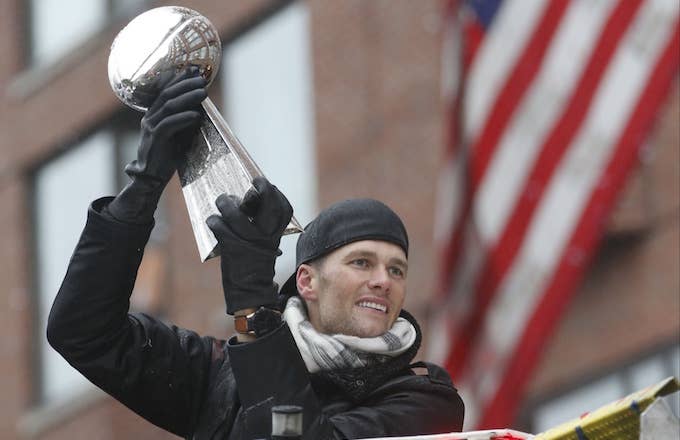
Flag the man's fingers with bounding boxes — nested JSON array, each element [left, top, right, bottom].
[[206, 214, 229, 236], [214, 194, 254, 238], [160, 76, 207, 103], [240, 186, 262, 218], [146, 86, 207, 128], [146, 74, 206, 120], [212, 180, 292, 243], [249, 177, 292, 234], [251, 176, 270, 193], [161, 66, 198, 89], [152, 111, 202, 138], [146, 69, 192, 115]]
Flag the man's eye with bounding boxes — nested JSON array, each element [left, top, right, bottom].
[[389, 267, 405, 278], [351, 259, 369, 267]]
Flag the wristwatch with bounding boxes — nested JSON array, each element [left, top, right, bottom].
[[234, 307, 282, 338]]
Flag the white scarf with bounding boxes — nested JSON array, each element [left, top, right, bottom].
[[283, 296, 417, 373]]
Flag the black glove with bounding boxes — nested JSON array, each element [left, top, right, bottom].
[[206, 177, 293, 315], [107, 69, 207, 224]]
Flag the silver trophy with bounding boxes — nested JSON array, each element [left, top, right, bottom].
[[108, 6, 303, 261]]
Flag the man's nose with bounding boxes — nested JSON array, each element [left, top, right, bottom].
[[367, 266, 391, 293]]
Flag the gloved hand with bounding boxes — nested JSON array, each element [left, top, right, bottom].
[[107, 69, 207, 224], [206, 177, 293, 315]]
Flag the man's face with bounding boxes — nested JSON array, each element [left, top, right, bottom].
[[299, 240, 408, 338]]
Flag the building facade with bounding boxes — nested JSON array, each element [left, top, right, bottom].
[[0, 0, 677, 438]]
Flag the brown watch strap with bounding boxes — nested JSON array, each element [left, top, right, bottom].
[[234, 313, 253, 334], [234, 307, 282, 336]]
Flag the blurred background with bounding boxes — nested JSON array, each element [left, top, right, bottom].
[[0, 0, 677, 438]]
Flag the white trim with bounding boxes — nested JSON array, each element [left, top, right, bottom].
[[463, 0, 548, 142], [475, 0, 618, 244], [467, 0, 679, 407]]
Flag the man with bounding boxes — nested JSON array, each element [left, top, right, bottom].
[[47, 71, 464, 439]]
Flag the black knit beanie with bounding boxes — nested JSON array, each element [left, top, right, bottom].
[[279, 198, 408, 296]]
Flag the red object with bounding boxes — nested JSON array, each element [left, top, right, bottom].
[[431, 0, 679, 429]]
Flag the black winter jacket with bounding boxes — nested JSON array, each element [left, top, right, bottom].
[[47, 198, 464, 439]]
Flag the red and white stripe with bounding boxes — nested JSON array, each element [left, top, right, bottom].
[[430, 0, 679, 429]]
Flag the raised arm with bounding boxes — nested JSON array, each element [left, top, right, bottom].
[[47, 70, 212, 437]]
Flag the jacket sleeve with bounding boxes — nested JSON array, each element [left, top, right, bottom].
[[228, 325, 464, 440], [328, 363, 465, 438], [46, 197, 214, 438]]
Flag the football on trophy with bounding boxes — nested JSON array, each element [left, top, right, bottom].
[[108, 6, 222, 111]]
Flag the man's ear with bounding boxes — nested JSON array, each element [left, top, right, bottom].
[[296, 264, 317, 301]]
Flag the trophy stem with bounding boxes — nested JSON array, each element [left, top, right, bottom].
[[177, 98, 303, 261], [201, 99, 263, 181], [200, 98, 304, 236]]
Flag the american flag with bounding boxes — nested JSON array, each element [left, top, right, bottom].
[[429, 0, 679, 429]]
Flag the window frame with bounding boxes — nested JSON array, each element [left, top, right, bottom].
[[24, 0, 150, 69], [520, 338, 680, 432], [28, 109, 141, 407]]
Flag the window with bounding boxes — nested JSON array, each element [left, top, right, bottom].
[[531, 343, 680, 432], [32, 115, 153, 406], [27, 0, 148, 67], [34, 131, 116, 404], [221, 2, 317, 284]]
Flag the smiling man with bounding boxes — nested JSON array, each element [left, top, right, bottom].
[[268, 197, 465, 434], [47, 72, 463, 440]]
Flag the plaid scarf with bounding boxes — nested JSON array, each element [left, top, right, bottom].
[[283, 296, 417, 373]]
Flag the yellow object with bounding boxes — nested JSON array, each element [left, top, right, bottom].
[[535, 376, 679, 440]]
